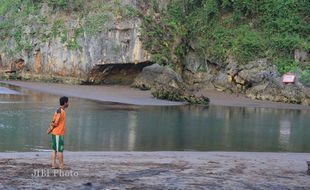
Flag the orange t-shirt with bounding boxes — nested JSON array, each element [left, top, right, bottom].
[[51, 107, 66, 136]]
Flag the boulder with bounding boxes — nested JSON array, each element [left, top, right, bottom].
[[133, 64, 209, 105], [183, 53, 219, 89], [151, 85, 209, 105], [183, 70, 213, 89], [246, 78, 310, 105], [213, 58, 279, 92], [210, 57, 310, 105], [185, 51, 206, 73], [212, 72, 235, 92], [226, 58, 279, 87], [133, 64, 184, 90]]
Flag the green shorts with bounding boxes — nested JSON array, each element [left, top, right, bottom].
[[51, 135, 64, 152]]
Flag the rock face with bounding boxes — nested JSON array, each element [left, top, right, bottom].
[[81, 19, 150, 66], [133, 64, 209, 104], [210, 58, 310, 105], [246, 79, 310, 105], [0, 1, 150, 78], [86, 61, 153, 85], [221, 58, 279, 90], [133, 64, 184, 90]]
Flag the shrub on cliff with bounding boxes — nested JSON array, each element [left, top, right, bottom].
[[140, 0, 310, 80]]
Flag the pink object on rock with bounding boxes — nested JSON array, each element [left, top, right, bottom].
[[282, 73, 296, 84]]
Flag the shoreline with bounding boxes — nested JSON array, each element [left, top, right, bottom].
[[1, 151, 310, 189], [1, 80, 310, 109], [0, 80, 184, 106]]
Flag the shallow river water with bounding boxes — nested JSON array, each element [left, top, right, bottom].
[[0, 83, 309, 152]]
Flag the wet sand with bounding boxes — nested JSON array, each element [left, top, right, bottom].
[[0, 81, 184, 106], [0, 151, 309, 189], [197, 89, 310, 110], [1, 80, 310, 109]]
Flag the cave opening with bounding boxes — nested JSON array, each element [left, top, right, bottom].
[[85, 61, 154, 85]]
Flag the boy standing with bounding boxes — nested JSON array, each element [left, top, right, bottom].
[[48, 96, 69, 169]]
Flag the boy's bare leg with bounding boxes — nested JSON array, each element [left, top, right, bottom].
[[52, 151, 57, 168], [58, 152, 64, 169]]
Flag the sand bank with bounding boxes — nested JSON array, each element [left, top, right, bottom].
[[0, 151, 309, 189], [0, 81, 184, 106], [2, 80, 310, 109]]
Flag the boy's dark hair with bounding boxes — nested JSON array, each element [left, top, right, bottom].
[[60, 96, 69, 106]]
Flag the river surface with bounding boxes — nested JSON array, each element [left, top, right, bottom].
[[0, 83, 310, 152]]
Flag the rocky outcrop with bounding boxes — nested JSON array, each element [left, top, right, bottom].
[[133, 64, 184, 90], [0, 68, 82, 84], [210, 58, 310, 105], [133, 64, 209, 104], [151, 86, 210, 105], [183, 50, 220, 90], [231, 59, 279, 85], [245, 79, 310, 105]]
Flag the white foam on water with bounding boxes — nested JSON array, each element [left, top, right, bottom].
[[0, 87, 20, 94], [0, 123, 11, 129], [31, 148, 51, 152], [0, 101, 31, 104]]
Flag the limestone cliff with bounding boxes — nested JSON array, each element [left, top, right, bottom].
[[0, 0, 150, 78]]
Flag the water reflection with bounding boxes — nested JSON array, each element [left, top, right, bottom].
[[0, 83, 310, 152], [127, 111, 137, 151], [279, 120, 291, 150]]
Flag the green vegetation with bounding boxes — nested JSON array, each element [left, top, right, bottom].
[[0, 0, 138, 52], [67, 27, 83, 50], [48, 0, 84, 12], [0, 0, 41, 53], [84, 0, 139, 36], [140, 0, 310, 78], [84, 12, 110, 36]]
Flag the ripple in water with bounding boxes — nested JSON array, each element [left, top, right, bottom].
[[0, 123, 11, 129]]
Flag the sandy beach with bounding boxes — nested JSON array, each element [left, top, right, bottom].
[[0, 151, 310, 189], [1, 80, 310, 109]]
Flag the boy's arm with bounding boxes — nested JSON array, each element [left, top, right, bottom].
[[51, 114, 60, 127], [51, 109, 61, 127]]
